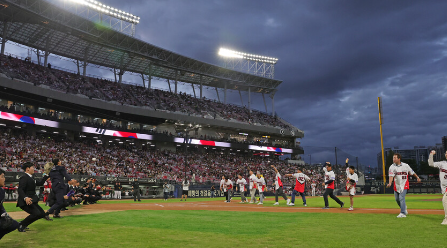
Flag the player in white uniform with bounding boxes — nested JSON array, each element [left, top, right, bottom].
[[248, 171, 258, 203], [256, 172, 266, 205], [224, 178, 233, 203], [428, 150, 447, 225], [311, 182, 317, 196], [271, 165, 290, 206], [322, 162, 344, 209], [346, 166, 358, 211], [285, 168, 311, 206], [220, 176, 227, 203], [387, 153, 421, 218], [236, 174, 248, 203]]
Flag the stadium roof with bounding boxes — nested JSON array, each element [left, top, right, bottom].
[[0, 0, 282, 94]]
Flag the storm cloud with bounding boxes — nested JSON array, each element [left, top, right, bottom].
[[10, 0, 447, 166]]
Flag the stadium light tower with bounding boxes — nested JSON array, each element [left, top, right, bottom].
[[218, 48, 278, 78], [60, 0, 140, 36]]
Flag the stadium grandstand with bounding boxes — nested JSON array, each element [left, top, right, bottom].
[[0, 0, 305, 196]]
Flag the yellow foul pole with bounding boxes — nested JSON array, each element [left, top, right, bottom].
[[378, 97, 386, 193]]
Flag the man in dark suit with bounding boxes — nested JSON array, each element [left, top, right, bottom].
[[45, 159, 77, 218], [17, 162, 52, 232], [0, 168, 19, 239]]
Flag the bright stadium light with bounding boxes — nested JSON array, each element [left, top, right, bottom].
[[218, 47, 278, 64], [68, 0, 140, 24]]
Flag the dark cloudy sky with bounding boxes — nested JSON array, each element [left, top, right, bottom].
[[9, 0, 447, 167]]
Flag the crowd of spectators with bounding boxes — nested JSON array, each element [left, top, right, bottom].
[[0, 128, 347, 195], [0, 54, 295, 130]]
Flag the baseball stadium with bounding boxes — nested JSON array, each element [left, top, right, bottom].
[[0, 1, 446, 247]]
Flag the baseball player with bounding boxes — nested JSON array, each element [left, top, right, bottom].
[[220, 176, 227, 202], [248, 171, 258, 203], [271, 165, 290, 206], [428, 150, 447, 225], [236, 175, 248, 203], [322, 162, 344, 209], [311, 181, 316, 196], [256, 172, 266, 205], [285, 168, 310, 206], [345, 158, 351, 190], [387, 153, 421, 218], [346, 166, 358, 211]]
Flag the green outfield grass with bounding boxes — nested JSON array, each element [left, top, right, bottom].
[[3, 194, 444, 213], [1, 209, 446, 248]]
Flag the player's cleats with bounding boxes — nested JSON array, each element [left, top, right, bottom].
[[257, 202, 263, 205], [287, 203, 295, 206], [405, 209, 408, 215], [348, 207, 354, 211], [273, 202, 279, 206], [340, 202, 345, 208], [322, 206, 330, 209], [396, 213, 407, 218], [441, 218, 447, 225], [286, 199, 291, 205], [239, 201, 244, 203], [303, 204, 307, 206], [249, 201, 254, 204]]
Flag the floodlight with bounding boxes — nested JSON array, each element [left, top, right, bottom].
[[218, 47, 278, 64], [70, 0, 140, 24]]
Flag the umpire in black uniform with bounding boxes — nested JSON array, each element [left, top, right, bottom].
[[45, 159, 77, 218], [132, 178, 141, 202], [17, 162, 52, 232]]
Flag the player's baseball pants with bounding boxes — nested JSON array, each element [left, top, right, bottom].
[[311, 188, 316, 196], [250, 188, 257, 202], [292, 190, 306, 204], [443, 192, 447, 219], [275, 187, 288, 202], [323, 188, 343, 207], [394, 189, 407, 214], [114, 191, 121, 199]]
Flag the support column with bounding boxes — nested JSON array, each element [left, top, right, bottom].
[[36, 49, 41, 66], [148, 64, 152, 89], [199, 75, 203, 99], [175, 70, 178, 94], [118, 71, 124, 84], [168, 79, 172, 92], [239, 90, 243, 106], [192, 84, 196, 98], [215, 87, 220, 102], [83, 45, 90, 77], [224, 82, 227, 104], [141, 73, 146, 88], [248, 87, 251, 112], [44, 37, 50, 67], [1, 22, 8, 55], [262, 93, 267, 113], [76, 60, 80, 75], [113, 68, 117, 83], [271, 93, 275, 117]]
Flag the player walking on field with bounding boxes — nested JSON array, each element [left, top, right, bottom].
[[256, 172, 266, 205], [271, 165, 290, 206], [346, 166, 358, 211], [236, 175, 248, 203], [428, 150, 447, 225], [285, 168, 310, 206], [387, 153, 421, 218], [322, 162, 344, 209], [248, 171, 258, 203]]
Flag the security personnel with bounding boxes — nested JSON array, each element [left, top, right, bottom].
[[132, 178, 141, 202], [16, 162, 52, 232], [45, 159, 77, 218]]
